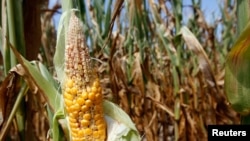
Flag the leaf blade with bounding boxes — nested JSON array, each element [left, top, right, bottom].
[[225, 22, 250, 115]]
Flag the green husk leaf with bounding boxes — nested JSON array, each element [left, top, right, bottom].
[[225, 22, 250, 115], [104, 100, 141, 141], [53, 11, 67, 83], [52, 108, 65, 141]]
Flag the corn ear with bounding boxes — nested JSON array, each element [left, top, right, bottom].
[[63, 12, 106, 141]]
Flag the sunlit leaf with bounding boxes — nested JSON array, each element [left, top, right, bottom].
[[9, 44, 67, 140], [225, 22, 250, 115], [104, 100, 141, 141], [53, 11, 67, 84], [180, 26, 217, 87], [10, 45, 60, 111]]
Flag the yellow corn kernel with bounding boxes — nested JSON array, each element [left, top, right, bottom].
[[84, 128, 93, 136], [78, 111, 83, 117], [97, 123, 106, 130], [65, 87, 71, 93], [95, 93, 102, 99], [69, 111, 78, 118], [81, 90, 88, 99], [80, 119, 90, 127], [83, 113, 91, 120], [71, 127, 79, 134], [67, 79, 74, 88], [64, 99, 73, 107], [94, 114, 102, 121], [93, 79, 100, 88], [68, 117, 77, 123], [81, 105, 88, 112], [70, 87, 78, 95], [71, 132, 78, 138], [88, 92, 96, 101], [94, 94, 102, 104], [96, 119, 104, 125], [86, 86, 91, 93], [69, 122, 79, 128], [69, 103, 80, 112], [76, 97, 85, 105], [78, 130, 85, 136], [64, 92, 74, 100], [72, 138, 81, 141], [85, 99, 92, 107], [93, 131, 99, 138], [91, 86, 98, 93], [98, 130, 106, 137]]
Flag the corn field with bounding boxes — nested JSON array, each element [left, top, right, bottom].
[[0, 0, 244, 141]]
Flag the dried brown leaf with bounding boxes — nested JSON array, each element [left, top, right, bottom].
[[0, 73, 18, 127], [10, 64, 38, 94], [0, 72, 21, 140], [178, 114, 186, 141], [182, 107, 197, 141], [118, 89, 130, 113], [147, 96, 174, 118], [132, 53, 145, 96]]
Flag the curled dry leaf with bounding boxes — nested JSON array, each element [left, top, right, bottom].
[[0, 73, 18, 127], [180, 26, 217, 88], [0, 72, 21, 140], [10, 64, 38, 94]]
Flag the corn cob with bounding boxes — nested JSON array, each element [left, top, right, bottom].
[[63, 12, 106, 141]]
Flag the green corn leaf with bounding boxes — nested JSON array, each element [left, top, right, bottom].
[[61, 0, 73, 12], [9, 45, 66, 140], [10, 45, 60, 111], [225, 21, 250, 115], [237, 0, 250, 36]]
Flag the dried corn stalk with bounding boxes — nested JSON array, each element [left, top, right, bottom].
[[63, 12, 106, 141]]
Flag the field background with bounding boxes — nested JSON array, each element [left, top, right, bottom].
[[0, 0, 241, 141]]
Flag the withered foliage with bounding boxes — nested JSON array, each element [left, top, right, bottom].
[[95, 1, 239, 141]]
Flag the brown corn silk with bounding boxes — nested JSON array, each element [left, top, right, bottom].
[[63, 12, 107, 141]]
